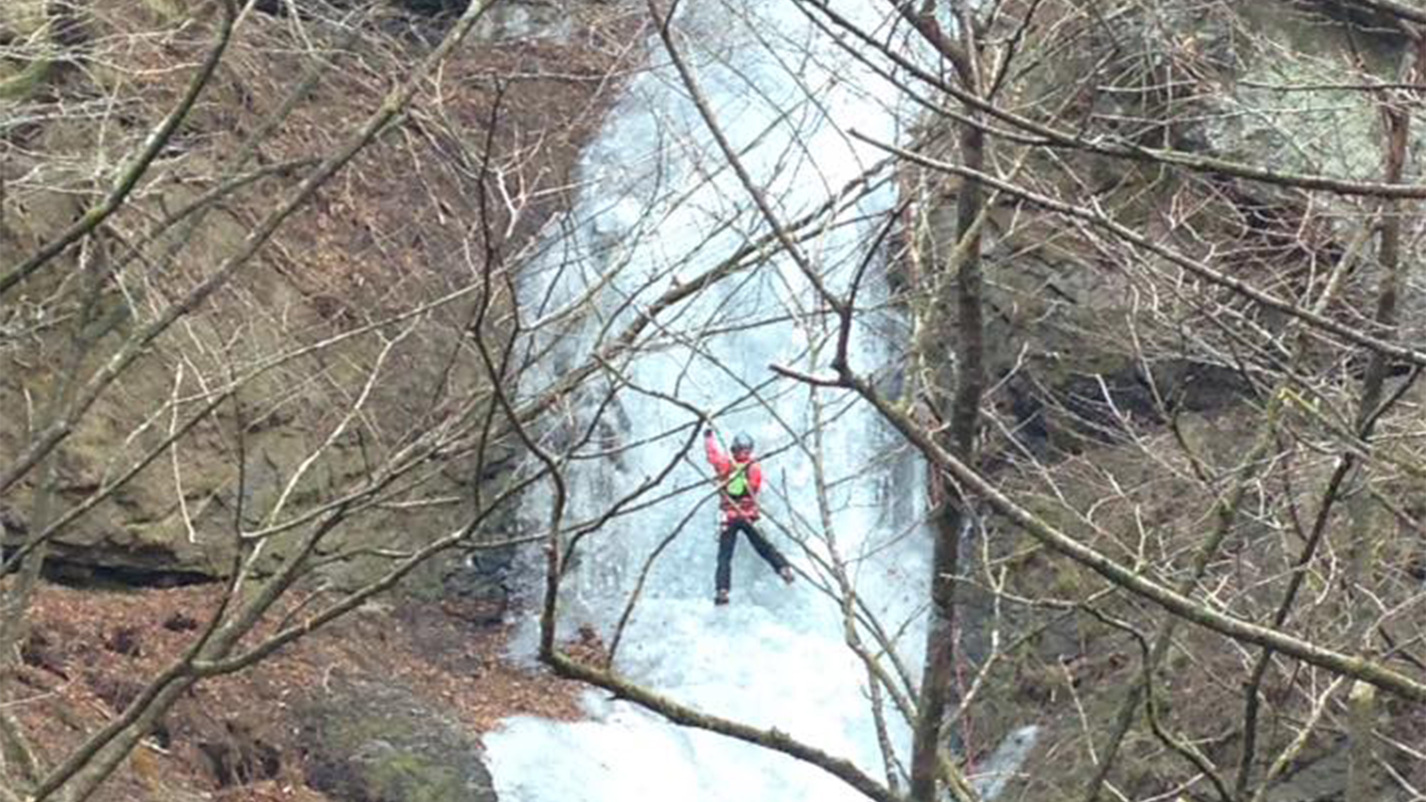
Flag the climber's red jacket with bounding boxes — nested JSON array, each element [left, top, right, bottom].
[[704, 431, 762, 524]]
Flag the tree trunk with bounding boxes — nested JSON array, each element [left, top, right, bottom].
[[907, 33, 985, 800], [1346, 681, 1377, 802]]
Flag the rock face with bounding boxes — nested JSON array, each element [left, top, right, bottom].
[[904, 3, 1426, 800], [1, 0, 633, 590], [300, 679, 497, 802], [912, 0, 1425, 456]]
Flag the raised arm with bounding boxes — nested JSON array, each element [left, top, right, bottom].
[[704, 429, 729, 473]]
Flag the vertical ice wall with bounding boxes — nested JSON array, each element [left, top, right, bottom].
[[487, 3, 943, 799]]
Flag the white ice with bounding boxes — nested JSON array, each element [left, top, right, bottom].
[[486, 3, 971, 800]]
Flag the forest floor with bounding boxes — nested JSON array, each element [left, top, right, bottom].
[[17, 581, 603, 801]]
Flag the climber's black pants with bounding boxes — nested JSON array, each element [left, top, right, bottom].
[[715, 519, 789, 592]]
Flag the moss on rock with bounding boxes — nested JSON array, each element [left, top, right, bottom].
[[299, 679, 496, 802]]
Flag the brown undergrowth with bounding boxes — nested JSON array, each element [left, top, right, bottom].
[[18, 581, 598, 801]]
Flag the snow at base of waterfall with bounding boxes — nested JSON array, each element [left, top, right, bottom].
[[493, 597, 906, 802]]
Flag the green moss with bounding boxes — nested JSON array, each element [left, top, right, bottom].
[[140, 0, 188, 21], [1, 0, 50, 37], [303, 682, 495, 802], [364, 749, 466, 802], [1047, 563, 1092, 597], [0, 58, 52, 101]]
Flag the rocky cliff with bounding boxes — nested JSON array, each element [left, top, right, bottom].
[[908, 2, 1426, 799], [3, 2, 636, 800], [2, 0, 635, 592]]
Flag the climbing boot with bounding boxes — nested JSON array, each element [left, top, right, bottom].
[[780, 566, 795, 585], [715, 589, 730, 606]]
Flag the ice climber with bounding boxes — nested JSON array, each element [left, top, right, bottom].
[[703, 427, 795, 606]]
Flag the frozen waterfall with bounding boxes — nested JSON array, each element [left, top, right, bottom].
[[484, 3, 1024, 799]]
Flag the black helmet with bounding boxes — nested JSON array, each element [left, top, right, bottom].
[[731, 433, 754, 453]]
